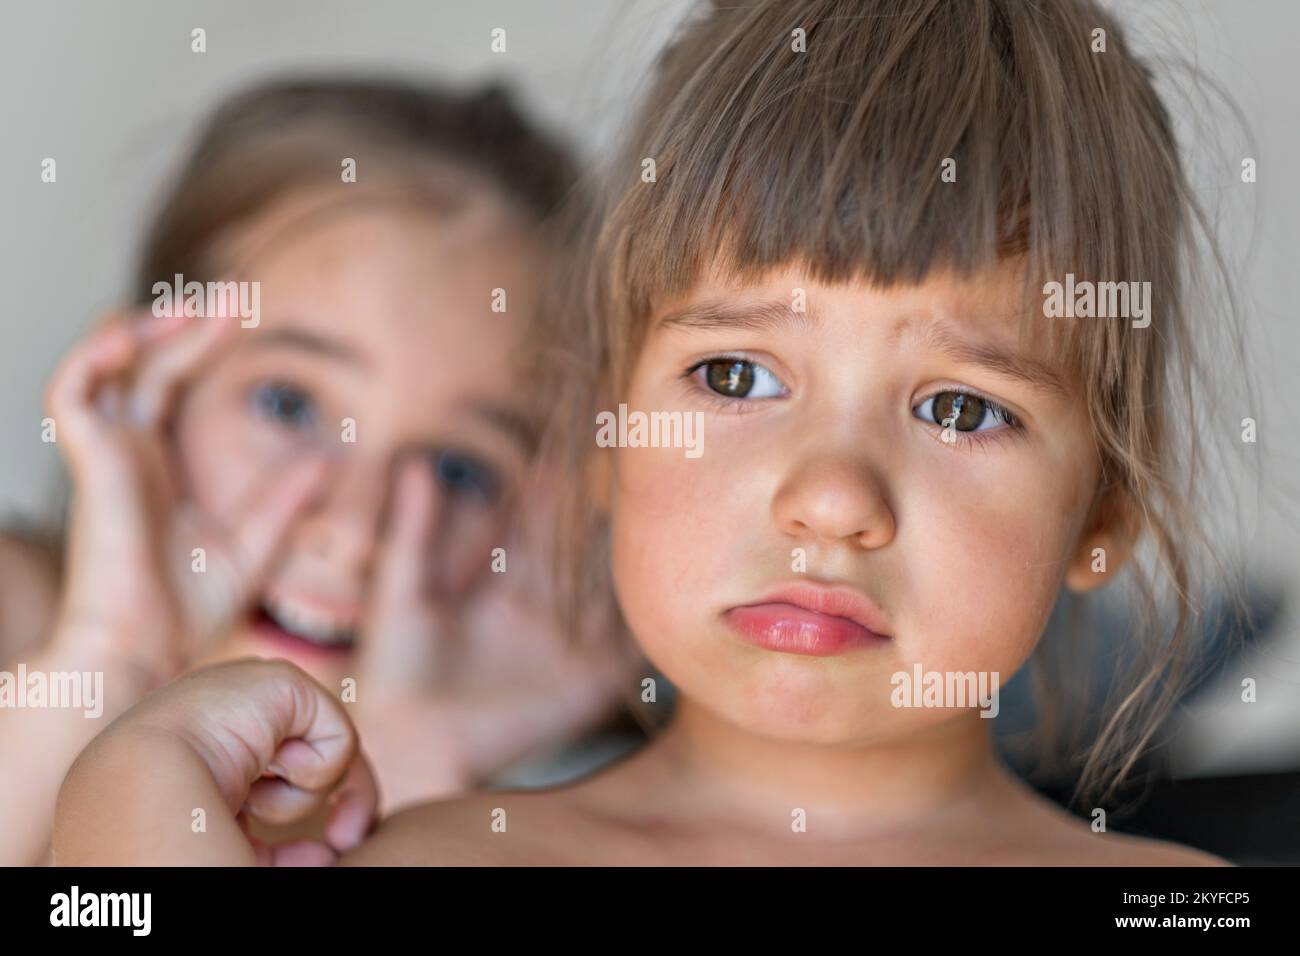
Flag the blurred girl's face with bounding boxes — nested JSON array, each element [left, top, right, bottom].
[[171, 185, 541, 685]]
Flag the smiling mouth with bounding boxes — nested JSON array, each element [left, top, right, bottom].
[[253, 596, 356, 653]]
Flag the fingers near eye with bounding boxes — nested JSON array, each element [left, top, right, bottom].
[[43, 315, 138, 439], [128, 314, 240, 427], [387, 454, 442, 565]]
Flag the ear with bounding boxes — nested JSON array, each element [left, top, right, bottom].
[[1064, 484, 1138, 593]]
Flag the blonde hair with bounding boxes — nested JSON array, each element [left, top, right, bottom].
[[549, 0, 1256, 809]]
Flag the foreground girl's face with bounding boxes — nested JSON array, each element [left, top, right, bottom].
[[610, 263, 1104, 744], [171, 187, 540, 686]]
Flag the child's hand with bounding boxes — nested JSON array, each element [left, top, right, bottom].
[[44, 310, 329, 688], [55, 658, 377, 866], [353, 458, 634, 811]]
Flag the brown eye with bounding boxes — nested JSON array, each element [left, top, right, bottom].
[[931, 391, 987, 431], [691, 358, 786, 401], [705, 360, 755, 397]]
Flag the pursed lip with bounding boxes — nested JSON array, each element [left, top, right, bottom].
[[744, 582, 891, 637], [724, 581, 892, 656]]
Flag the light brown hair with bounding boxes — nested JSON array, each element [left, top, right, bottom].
[[135, 76, 579, 307], [31, 76, 581, 582], [551, 0, 1255, 810]]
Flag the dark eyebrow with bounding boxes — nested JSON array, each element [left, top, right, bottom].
[[659, 298, 1068, 398], [657, 299, 808, 333], [247, 326, 368, 368], [461, 400, 539, 456], [908, 319, 1069, 399]]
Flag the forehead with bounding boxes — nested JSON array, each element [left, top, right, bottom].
[[223, 188, 538, 370], [667, 260, 1044, 349]]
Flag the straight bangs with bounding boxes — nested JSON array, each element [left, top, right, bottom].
[[596, 0, 1190, 395]]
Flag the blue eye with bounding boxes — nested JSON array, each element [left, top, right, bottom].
[[252, 381, 318, 430], [691, 358, 786, 400], [432, 450, 501, 504]]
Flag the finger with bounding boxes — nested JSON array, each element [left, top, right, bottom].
[[323, 753, 379, 852], [127, 313, 241, 428], [222, 453, 332, 591], [244, 733, 355, 825], [175, 455, 332, 649], [241, 738, 358, 830], [153, 660, 360, 817], [359, 456, 456, 686], [244, 775, 324, 825], [375, 456, 440, 602], [261, 839, 337, 867], [244, 748, 376, 842], [238, 814, 276, 867], [236, 809, 337, 867], [45, 311, 191, 456]]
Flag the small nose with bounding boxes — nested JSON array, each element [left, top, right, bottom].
[[771, 453, 896, 550], [295, 453, 390, 576]]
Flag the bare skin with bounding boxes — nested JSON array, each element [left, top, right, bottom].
[[5, 182, 632, 866], [52, 661, 1226, 866], [53, 263, 1228, 867], [349, 261, 1227, 867], [345, 703, 1226, 866], [0, 536, 59, 664]]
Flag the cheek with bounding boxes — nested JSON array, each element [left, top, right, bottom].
[[173, 390, 260, 524], [436, 503, 510, 595], [898, 457, 1085, 677], [610, 447, 720, 636], [608, 403, 781, 613], [172, 383, 299, 526], [611, 438, 805, 724]]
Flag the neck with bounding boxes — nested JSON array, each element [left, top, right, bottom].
[[647, 695, 1011, 836]]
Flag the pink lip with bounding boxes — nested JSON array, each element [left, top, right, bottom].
[[250, 610, 354, 665], [724, 583, 891, 657], [262, 589, 360, 626]]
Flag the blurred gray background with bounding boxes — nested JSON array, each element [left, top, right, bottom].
[[1, 0, 1298, 778]]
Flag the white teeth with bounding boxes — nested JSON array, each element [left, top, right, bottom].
[[264, 596, 354, 647]]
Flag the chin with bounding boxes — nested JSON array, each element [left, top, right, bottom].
[[674, 659, 860, 742], [731, 696, 869, 744], [687, 635, 913, 739]]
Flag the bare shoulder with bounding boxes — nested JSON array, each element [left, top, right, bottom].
[[991, 775, 1231, 866], [1075, 830, 1232, 866], [0, 530, 62, 660], [342, 787, 597, 866]]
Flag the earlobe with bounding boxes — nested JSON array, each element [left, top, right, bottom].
[[1064, 535, 1118, 593], [1064, 488, 1136, 594]]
